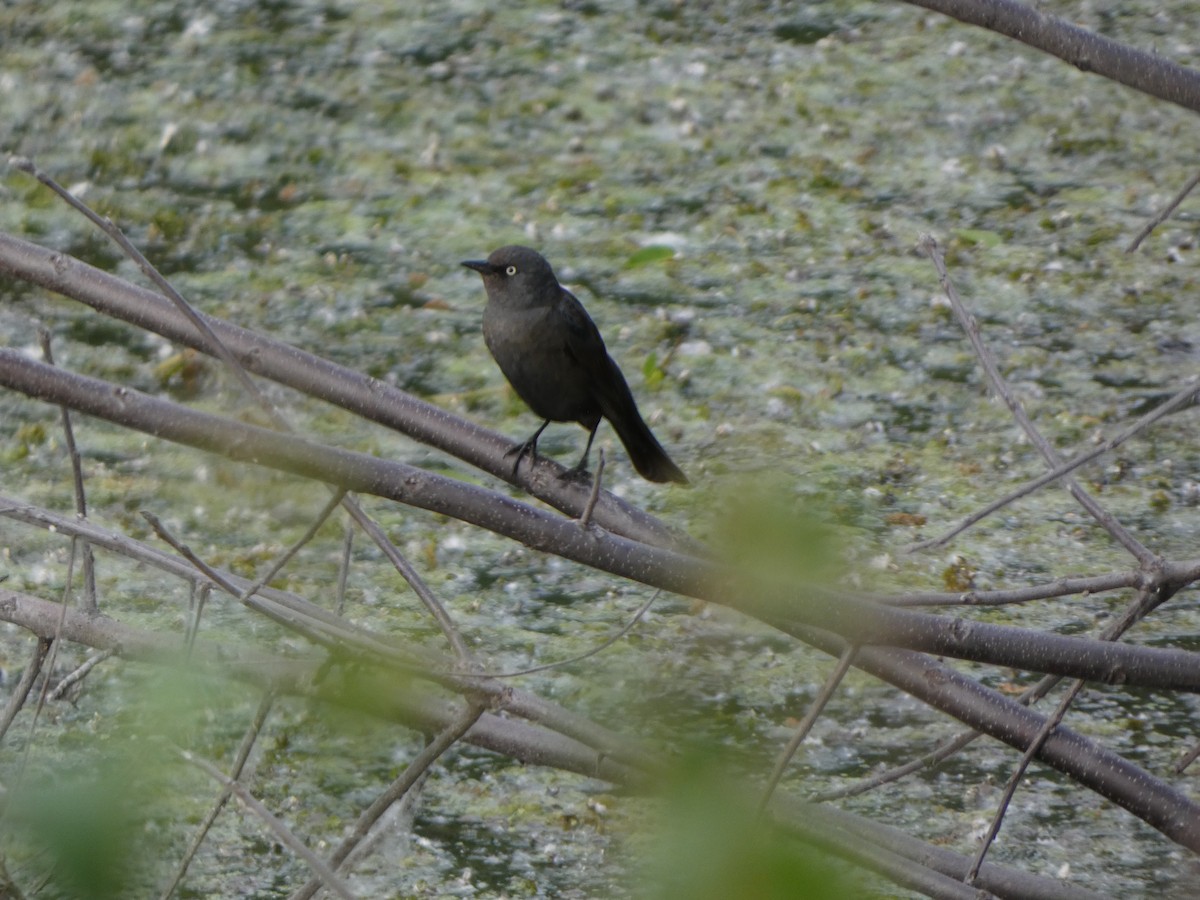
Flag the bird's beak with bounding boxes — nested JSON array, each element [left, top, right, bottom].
[[461, 259, 497, 275]]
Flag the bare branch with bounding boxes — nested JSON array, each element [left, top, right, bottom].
[[38, 329, 98, 614], [180, 746, 356, 900], [0, 585, 646, 785], [160, 692, 277, 900], [288, 702, 485, 900], [905, 0, 1200, 115], [4, 356, 1199, 694], [0, 637, 52, 743], [759, 646, 856, 812], [0, 501, 657, 772], [1127, 170, 1200, 252], [0, 231, 689, 552], [918, 235, 1154, 564], [789, 626, 1200, 853], [909, 375, 1200, 553], [771, 796, 1102, 900]]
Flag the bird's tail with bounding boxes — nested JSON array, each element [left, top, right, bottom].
[[614, 411, 689, 484], [597, 358, 688, 484]]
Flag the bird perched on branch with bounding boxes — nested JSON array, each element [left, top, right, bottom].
[[462, 245, 687, 484]]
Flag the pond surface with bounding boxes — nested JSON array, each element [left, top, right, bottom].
[[2, 1, 1200, 896]]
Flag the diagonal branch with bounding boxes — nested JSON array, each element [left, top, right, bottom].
[[905, 0, 1200, 115], [918, 235, 1154, 564], [789, 625, 1200, 853], [2, 363, 1199, 693], [910, 374, 1200, 553], [0, 231, 689, 552], [0, 498, 658, 773], [0, 581, 1083, 899]]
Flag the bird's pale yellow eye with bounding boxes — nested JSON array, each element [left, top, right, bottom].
[[505, 265, 517, 276]]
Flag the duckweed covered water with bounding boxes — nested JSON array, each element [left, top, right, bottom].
[[2, 1, 1200, 896]]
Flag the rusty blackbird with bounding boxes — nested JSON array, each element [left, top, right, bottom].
[[462, 245, 687, 484]]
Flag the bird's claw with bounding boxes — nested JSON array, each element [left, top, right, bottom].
[[504, 439, 537, 475], [557, 464, 592, 484]]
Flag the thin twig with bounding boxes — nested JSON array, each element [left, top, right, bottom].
[[288, 701, 485, 900], [39, 328, 98, 614], [246, 488, 347, 598], [343, 500, 472, 661], [909, 375, 1200, 552], [878, 569, 1144, 606], [1127, 169, 1200, 252], [48, 648, 113, 701], [918, 235, 1155, 565], [178, 745, 355, 900], [759, 645, 856, 813], [1174, 739, 1200, 774], [142, 512, 362, 649], [336, 513, 354, 617], [0, 637, 52, 742], [449, 589, 661, 679], [17, 538, 78, 780], [967, 678, 1086, 882], [148, 487, 467, 668], [579, 448, 605, 529], [810, 727, 983, 803], [160, 692, 277, 900], [184, 581, 212, 658]]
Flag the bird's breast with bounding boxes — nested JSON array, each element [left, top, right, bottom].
[[483, 304, 600, 423]]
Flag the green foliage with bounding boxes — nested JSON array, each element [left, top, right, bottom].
[[638, 753, 847, 899], [642, 351, 666, 388], [8, 758, 155, 899], [710, 474, 845, 589], [624, 245, 676, 269], [1, 669, 251, 898]]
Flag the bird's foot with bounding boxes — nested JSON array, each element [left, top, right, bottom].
[[504, 421, 551, 477], [557, 463, 592, 484], [503, 439, 538, 475]]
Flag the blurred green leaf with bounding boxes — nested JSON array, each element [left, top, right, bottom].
[[642, 351, 665, 387], [9, 755, 165, 899], [710, 476, 845, 587], [639, 752, 847, 900], [952, 227, 1002, 248], [625, 245, 676, 269], [2, 668, 247, 898]]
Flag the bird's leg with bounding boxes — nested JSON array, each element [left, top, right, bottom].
[[505, 419, 550, 475], [561, 421, 599, 482], [577, 448, 606, 528]]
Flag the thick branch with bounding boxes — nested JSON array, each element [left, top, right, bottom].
[[0, 496, 657, 773], [8, 489, 1194, 848], [907, 0, 1200, 115], [0, 586, 643, 785], [794, 626, 1200, 854], [2, 584, 1082, 898], [773, 798, 1101, 900], [0, 231, 688, 552], [3, 358, 1200, 696]]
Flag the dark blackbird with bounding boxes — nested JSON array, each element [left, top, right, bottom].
[[462, 245, 688, 484]]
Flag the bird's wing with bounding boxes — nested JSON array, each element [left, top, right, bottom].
[[558, 288, 609, 360], [558, 287, 639, 415]]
